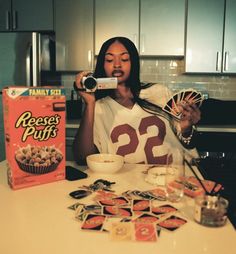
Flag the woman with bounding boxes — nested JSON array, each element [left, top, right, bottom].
[[73, 37, 201, 164]]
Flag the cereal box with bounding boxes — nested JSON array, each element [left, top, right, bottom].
[[2, 86, 66, 190]]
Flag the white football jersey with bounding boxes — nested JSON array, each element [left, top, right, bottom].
[[93, 84, 198, 164]]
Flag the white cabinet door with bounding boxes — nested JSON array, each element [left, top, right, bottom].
[[185, 0, 224, 73], [0, 0, 11, 31], [55, 0, 94, 71], [223, 0, 236, 73], [95, 0, 139, 55], [140, 0, 185, 56], [0, 0, 53, 31]]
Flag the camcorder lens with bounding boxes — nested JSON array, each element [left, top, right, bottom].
[[84, 77, 97, 90]]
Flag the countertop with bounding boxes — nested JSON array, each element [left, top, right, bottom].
[[196, 125, 236, 133], [0, 160, 235, 254], [66, 119, 236, 133], [66, 119, 80, 129]]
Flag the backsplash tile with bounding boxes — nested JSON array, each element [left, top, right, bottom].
[[59, 58, 236, 100]]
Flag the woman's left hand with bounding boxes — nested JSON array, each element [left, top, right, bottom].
[[178, 102, 201, 134]]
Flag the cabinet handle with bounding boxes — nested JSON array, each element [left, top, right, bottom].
[[12, 10, 17, 30], [140, 34, 145, 53], [5, 11, 10, 30], [26, 42, 32, 86], [88, 50, 93, 71], [224, 51, 229, 71], [32, 32, 40, 86], [216, 51, 221, 72], [133, 34, 138, 49]]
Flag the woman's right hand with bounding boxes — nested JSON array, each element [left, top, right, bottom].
[[74, 71, 96, 105]]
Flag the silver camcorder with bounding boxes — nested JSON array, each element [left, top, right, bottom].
[[82, 76, 118, 92]]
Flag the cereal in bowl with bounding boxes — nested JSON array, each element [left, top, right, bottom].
[[15, 145, 63, 174]]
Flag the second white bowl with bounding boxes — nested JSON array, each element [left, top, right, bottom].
[[86, 153, 124, 174]]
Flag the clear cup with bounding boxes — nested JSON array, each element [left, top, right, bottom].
[[145, 166, 166, 186], [165, 150, 185, 202], [194, 195, 228, 227]]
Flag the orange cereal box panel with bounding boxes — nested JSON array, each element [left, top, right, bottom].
[[2, 86, 66, 190]]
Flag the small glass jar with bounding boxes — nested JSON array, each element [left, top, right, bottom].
[[194, 195, 228, 227]]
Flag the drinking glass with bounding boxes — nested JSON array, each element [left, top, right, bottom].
[[194, 195, 228, 227], [165, 149, 185, 202]]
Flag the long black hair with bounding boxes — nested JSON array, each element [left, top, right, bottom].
[[94, 36, 171, 121], [94, 36, 140, 99]]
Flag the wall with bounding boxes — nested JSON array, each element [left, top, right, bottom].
[[58, 58, 236, 101], [140, 59, 236, 100]]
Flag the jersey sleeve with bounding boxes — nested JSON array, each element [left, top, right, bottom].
[[139, 83, 173, 108]]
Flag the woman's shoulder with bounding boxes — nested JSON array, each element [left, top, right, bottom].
[[95, 96, 113, 112], [96, 96, 111, 105], [139, 83, 172, 107], [140, 82, 171, 93]]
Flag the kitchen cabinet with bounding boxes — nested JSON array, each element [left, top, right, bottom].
[[55, 0, 186, 71], [140, 0, 185, 56], [95, 0, 185, 56], [55, 0, 94, 71], [0, 0, 53, 31], [185, 0, 236, 73], [223, 0, 236, 73], [95, 0, 139, 55]]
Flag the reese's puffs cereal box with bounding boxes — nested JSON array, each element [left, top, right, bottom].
[[2, 87, 66, 190]]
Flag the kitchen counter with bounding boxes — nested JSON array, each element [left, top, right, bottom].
[[66, 119, 236, 133], [0, 160, 235, 254], [66, 119, 80, 129], [196, 125, 236, 133]]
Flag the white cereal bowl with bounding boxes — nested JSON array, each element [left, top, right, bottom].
[[86, 153, 124, 174]]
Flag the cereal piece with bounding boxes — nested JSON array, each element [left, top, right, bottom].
[[15, 145, 63, 174]]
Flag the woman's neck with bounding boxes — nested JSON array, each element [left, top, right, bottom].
[[110, 84, 134, 109]]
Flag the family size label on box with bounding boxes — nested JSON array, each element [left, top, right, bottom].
[[2, 87, 66, 190]]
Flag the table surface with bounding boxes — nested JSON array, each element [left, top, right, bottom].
[[0, 160, 235, 254]]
